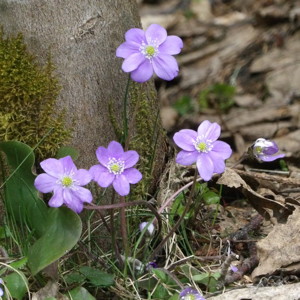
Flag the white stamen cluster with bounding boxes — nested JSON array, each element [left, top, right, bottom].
[[107, 158, 125, 175], [193, 135, 213, 153], [57, 171, 78, 189], [139, 39, 159, 59]]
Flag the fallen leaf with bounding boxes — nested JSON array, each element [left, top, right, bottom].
[[208, 282, 300, 300], [252, 207, 300, 278], [217, 168, 292, 222]]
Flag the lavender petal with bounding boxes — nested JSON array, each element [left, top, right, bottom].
[[96, 146, 110, 167], [208, 152, 226, 173], [113, 174, 130, 196], [123, 150, 139, 169], [64, 190, 84, 213], [116, 41, 140, 59], [173, 129, 198, 151], [73, 169, 92, 186], [60, 156, 77, 174], [197, 154, 214, 181], [73, 186, 93, 204], [130, 59, 153, 82], [40, 158, 64, 177], [159, 35, 183, 55], [123, 168, 142, 184], [34, 173, 57, 193], [48, 188, 64, 207], [125, 28, 145, 44], [89, 164, 114, 187], [122, 52, 146, 72], [211, 141, 232, 159], [107, 141, 124, 159], [259, 153, 285, 162], [197, 120, 220, 142], [176, 150, 198, 165], [152, 54, 179, 81], [145, 24, 167, 45]]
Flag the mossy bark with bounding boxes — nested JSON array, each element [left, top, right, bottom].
[[0, 0, 167, 197]]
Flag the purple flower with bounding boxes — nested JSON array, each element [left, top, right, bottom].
[[252, 138, 285, 162], [0, 278, 3, 297], [146, 261, 158, 270], [89, 141, 142, 196], [34, 156, 92, 213], [139, 221, 155, 236], [179, 287, 205, 300], [230, 265, 238, 272], [116, 24, 183, 82], [173, 120, 232, 181]]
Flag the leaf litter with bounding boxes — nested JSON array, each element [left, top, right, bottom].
[[139, 0, 300, 298]]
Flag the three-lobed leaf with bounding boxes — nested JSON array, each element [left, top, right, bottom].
[[28, 207, 82, 275]]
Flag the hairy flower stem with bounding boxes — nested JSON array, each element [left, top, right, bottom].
[[110, 192, 123, 267], [150, 169, 199, 261], [120, 196, 129, 258]]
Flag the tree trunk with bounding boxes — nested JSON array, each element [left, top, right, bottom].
[[0, 0, 167, 193]]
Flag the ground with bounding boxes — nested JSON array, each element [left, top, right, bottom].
[[139, 0, 300, 298]]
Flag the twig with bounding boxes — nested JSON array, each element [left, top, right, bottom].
[[217, 253, 239, 289], [221, 214, 263, 286]]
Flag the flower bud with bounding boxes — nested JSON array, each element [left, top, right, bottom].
[[139, 222, 155, 236], [252, 138, 285, 162]]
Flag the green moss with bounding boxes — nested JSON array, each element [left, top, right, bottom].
[[128, 81, 163, 197], [0, 30, 71, 160]]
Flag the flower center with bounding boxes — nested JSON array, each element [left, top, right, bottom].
[[254, 146, 263, 154], [140, 40, 159, 59], [146, 45, 155, 56], [107, 158, 125, 175], [182, 295, 196, 300], [196, 142, 208, 152], [61, 176, 73, 187], [194, 136, 213, 153]]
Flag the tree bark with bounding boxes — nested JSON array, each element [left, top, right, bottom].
[[0, 0, 167, 192]]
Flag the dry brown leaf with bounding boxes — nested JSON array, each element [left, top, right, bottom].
[[209, 282, 300, 300], [31, 281, 65, 300], [277, 129, 300, 153], [250, 31, 300, 73], [225, 104, 298, 130], [252, 207, 300, 278], [234, 94, 262, 108], [239, 121, 291, 140], [190, 0, 213, 22], [141, 13, 181, 30], [217, 168, 292, 222]]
